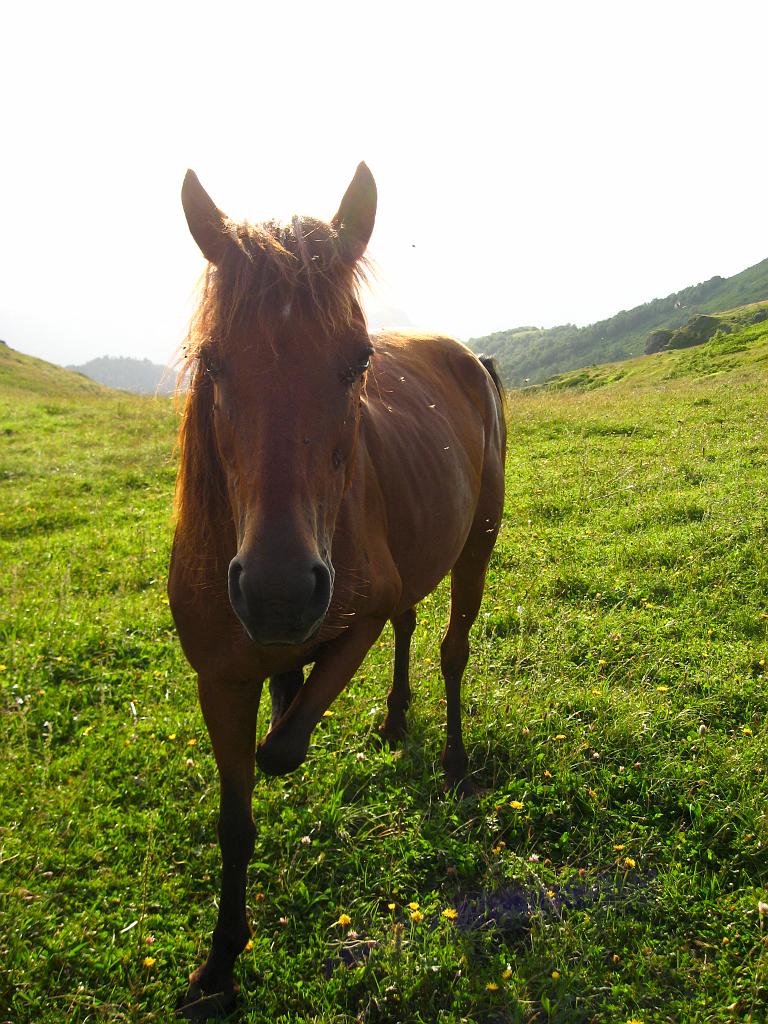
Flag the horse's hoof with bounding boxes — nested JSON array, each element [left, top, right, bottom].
[[376, 717, 407, 748], [175, 981, 237, 1020], [443, 775, 478, 799], [256, 731, 308, 776]]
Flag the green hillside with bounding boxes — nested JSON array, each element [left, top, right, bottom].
[[469, 256, 768, 386], [1, 339, 767, 1022], [0, 340, 109, 397], [539, 298, 768, 392]]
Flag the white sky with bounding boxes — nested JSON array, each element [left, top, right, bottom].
[[2, 1, 767, 367]]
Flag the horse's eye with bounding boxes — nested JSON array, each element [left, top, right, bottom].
[[200, 350, 219, 377], [340, 350, 373, 386]]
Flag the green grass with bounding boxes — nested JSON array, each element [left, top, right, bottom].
[[1, 340, 767, 1023]]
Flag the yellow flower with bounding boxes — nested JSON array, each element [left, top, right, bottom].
[[322, 710, 334, 718], [742, 727, 753, 735], [509, 800, 525, 810], [441, 908, 458, 920], [551, 970, 560, 979], [546, 889, 555, 899], [408, 901, 420, 910], [143, 956, 156, 968], [613, 844, 626, 852], [486, 982, 499, 991], [587, 788, 598, 799], [410, 910, 424, 923], [623, 857, 636, 869], [187, 738, 197, 746], [554, 734, 566, 741], [387, 903, 396, 911], [167, 733, 176, 741], [335, 913, 351, 926], [502, 967, 513, 979], [626, 1019, 644, 1024], [244, 939, 253, 951]]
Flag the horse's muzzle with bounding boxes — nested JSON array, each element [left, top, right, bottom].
[[227, 553, 333, 646]]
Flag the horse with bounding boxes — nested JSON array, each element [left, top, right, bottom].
[[168, 163, 506, 1018]]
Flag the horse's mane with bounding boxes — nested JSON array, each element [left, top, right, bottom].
[[173, 216, 369, 577]]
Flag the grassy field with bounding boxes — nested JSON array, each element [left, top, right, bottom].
[[1, 320, 767, 1024]]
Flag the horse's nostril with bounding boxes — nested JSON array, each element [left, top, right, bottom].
[[228, 559, 244, 604], [311, 562, 332, 612]]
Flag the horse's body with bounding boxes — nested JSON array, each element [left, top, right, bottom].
[[169, 164, 506, 1017]]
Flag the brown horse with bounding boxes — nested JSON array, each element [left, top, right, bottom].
[[169, 163, 506, 1017]]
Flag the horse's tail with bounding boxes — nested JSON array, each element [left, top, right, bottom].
[[478, 354, 506, 412]]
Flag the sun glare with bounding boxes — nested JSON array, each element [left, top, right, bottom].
[[1, 2, 767, 366]]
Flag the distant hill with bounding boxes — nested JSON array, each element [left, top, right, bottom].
[[468, 256, 768, 386], [367, 305, 414, 331], [66, 355, 175, 395]]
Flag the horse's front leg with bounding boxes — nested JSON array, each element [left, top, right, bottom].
[[256, 618, 386, 776], [268, 669, 304, 732], [178, 675, 262, 1020]]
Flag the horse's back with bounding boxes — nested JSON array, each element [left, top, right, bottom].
[[359, 332, 505, 608], [366, 331, 504, 444]]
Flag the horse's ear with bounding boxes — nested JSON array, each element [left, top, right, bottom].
[[181, 170, 229, 264], [331, 162, 377, 262]]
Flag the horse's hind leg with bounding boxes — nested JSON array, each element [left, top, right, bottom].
[[440, 529, 498, 794], [379, 607, 416, 745], [268, 669, 304, 732]]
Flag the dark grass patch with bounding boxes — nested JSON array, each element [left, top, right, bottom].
[[0, 511, 90, 540]]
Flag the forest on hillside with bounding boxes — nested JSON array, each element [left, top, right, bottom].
[[469, 256, 768, 385]]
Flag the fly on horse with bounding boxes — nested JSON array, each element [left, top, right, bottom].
[[169, 163, 506, 1017]]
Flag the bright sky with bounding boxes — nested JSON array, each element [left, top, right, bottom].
[[2, 1, 767, 368]]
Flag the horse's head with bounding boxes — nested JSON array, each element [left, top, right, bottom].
[[180, 165, 376, 646]]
